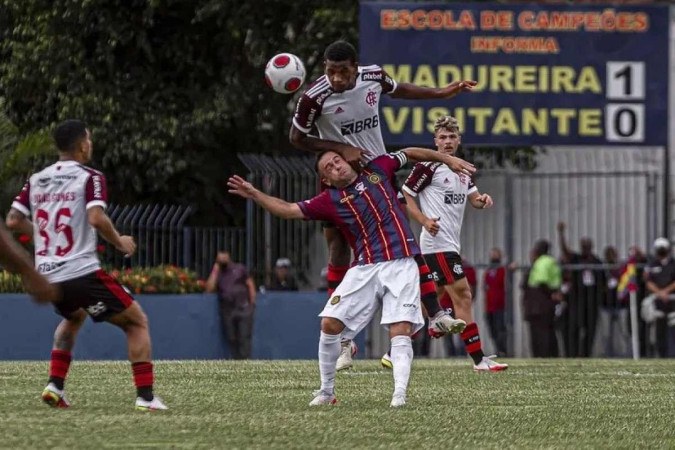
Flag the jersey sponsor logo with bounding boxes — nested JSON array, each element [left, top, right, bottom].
[[362, 72, 383, 81], [37, 261, 66, 273], [86, 301, 107, 317], [306, 107, 318, 126], [367, 174, 381, 184], [330, 295, 341, 305], [340, 115, 379, 136], [335, 106, 344, 114], [444, 191, 466, 205], [402, 303, 417, 308], [339, 194, 355, 203], [443, 177, 450, 184], [411, 173, 429, 191], [92, 175, 103, 199], [355, 181, 367, 194], [37, 177, 51, 187], [315, 90, 332, 106], [365, 91, 377, 107]]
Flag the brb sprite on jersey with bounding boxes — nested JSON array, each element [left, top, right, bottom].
[[402, 162, 477, 254], [292, 65, 397, 162], [12, 161, 107, 282]]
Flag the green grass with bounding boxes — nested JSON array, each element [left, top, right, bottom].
[[1, 359, 675, 449]]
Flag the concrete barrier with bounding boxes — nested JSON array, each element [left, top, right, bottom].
[[0, 292, 365, 360]]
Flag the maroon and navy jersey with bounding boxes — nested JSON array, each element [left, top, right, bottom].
[[297, 153, 419, 265], [11, 161, 107, 282], [292, 65, 397, 162]]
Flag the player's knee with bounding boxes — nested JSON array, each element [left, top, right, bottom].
[[389, 321, 413, 337], [320, 317, 344, 335]]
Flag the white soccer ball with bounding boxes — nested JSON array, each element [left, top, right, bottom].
[[264, 53, 306, 94]]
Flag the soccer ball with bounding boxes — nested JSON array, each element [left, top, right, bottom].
[[264, 53, 306, 94]]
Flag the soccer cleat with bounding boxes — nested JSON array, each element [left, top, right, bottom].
[[380, 352, 393, 370], [42, 382, 70, 408], [135, 396, 168, 411], [390, 393, 406, 408], [309, 390, 337, 406], [473, 355, 509, 372], [428, 311, 466, 338], [336, 340, 357, 371]]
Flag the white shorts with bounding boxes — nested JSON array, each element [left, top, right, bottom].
[[319, 257, 424, 339]]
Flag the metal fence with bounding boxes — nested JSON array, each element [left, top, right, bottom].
[[238, 153, 323, 287], [103, 204, 246, 278]]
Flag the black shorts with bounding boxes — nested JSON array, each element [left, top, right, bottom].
[[425, 251, 465, 286], [54, 269, 134, 322]]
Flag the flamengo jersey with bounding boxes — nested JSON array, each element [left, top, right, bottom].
[[402, 162, 477, 254], [297, 153, 419, 265], [292, 65, 397, 162], [11, 160, 107, 283]]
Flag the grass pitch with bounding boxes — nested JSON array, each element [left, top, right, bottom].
[[1, 358, 674, 448]]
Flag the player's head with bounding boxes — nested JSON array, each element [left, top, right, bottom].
[[433, 115, 462, 155], [323, 40, 358, 93], [54, 119, 92, 163], [315, 150, 357, 188]]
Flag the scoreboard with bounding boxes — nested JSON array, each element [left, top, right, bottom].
[[359, 2, 670, 146]]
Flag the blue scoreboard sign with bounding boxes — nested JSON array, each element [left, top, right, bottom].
[[359, 2, 670, 146]]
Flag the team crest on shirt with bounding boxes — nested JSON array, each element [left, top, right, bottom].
[[365, 90, 377, 107], [330, 295, 341, 305], [367, 174, 381, 184], [355, 182, 366, 194]]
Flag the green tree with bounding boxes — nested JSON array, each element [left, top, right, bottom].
[[0, 0, 358, 224]]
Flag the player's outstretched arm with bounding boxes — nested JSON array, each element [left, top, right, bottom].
[[391, 80, 477, 100], [228, 175, 305, 220], [401, 147, 476, 176], [87, 207, 136, 256], [468, 191, 494, 209], [0, 222, 60, 303]]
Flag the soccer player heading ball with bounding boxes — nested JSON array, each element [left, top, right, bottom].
[[289, 40, 478, 370]]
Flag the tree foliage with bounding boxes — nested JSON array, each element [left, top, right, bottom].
[[0, 0, 358, 223]]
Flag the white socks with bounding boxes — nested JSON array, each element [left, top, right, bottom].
[[318, 332, 341, 394], [390, 335, 413, 397]]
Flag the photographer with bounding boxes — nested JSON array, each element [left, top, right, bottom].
[[206, 250, 256, 359]]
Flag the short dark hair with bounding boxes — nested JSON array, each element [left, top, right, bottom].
[[53, 120, 87, 152], [314, 150, 333, 173], [533, 239, 550, 256], [324, 40, 357, 64]]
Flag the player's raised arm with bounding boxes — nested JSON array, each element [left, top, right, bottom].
[[228, 175, 305, 220], [391, 80, 477, 100], [400, 147, 476, 176], [289, 125, 366, 166]]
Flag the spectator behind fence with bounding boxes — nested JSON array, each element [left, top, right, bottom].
[[206, 251, 256, 359], [557, 222, 605, 357], [484, 248, 507, 357], [523, 240, 561, 357], [267, 258, 299, 291], [643, 238, 675, 357], [592, 246, 631, 357]]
